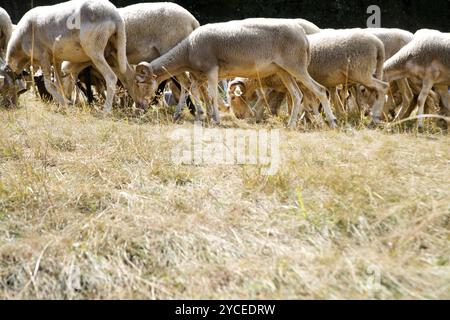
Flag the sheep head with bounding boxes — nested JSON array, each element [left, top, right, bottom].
[[226, 80, 253, 119], [0, 63, 20, 108], [133, 62, 158, 109]]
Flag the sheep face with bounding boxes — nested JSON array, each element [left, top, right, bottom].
[[134, 62, 158, 109], [5, 44, 29, 76], [353, 86, 371, 115], [227, 82, 253, 119], [0, 66, 18, 108]]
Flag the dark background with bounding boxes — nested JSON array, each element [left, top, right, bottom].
[[1, 0, 450, 32]]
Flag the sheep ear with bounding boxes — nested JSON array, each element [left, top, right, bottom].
[[0, 75, 5, 88]]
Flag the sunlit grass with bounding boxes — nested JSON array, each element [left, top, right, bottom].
[[0, 92, 448, 299]]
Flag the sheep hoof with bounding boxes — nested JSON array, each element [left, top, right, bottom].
[[368, 117, 382, 129], [368, 121, 379, 129], [173, 113, 183, 122], [328, 119, 338, 129], [287, 122, 297, 130]]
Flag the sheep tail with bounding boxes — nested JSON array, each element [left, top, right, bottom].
[[375, 38, 385, 80], [115, 16, 127, 74]]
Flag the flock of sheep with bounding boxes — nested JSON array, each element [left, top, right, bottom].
[[1, 0, 450, 130]]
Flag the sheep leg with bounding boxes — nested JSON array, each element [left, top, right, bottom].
[[81, 68, 95, 104], [416, 78, 434, 128], [434, 84, 450, 114], [301, 88, 323, 125], [284, 67, 336, 128], [339, 87, 350, 107], [61, 62, 92, 102], [88, 56, 117, 113], [395, 79, 414, 120], [174, 86, 188, 121], [310, 99, 325, 126], [347, 87, 360, 113], [172, 75, 196, 117], [207, 66, 221, 124], [254, 88, 272, 122], [81, 32, 118, 113], [276, 70, 303, 129], [383, 90, 397, 120], [254, 89, 269, 122], [53, 61, 73, 105], [40, 57, 70, 106], [331, 87, 345, 113], [189, 80, 206, 121]]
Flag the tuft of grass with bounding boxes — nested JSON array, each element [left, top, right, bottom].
[[0, 93, 448, 299]]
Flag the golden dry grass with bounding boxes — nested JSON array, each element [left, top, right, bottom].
[[0, 93, 449, 299]]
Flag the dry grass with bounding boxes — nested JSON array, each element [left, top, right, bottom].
[[0, 93, 449, 299]]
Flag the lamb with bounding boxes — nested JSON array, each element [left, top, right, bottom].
[[62, 2, 200, 111], [134, 18, 337, 128], [227, 28, 389, 124], [0, 7, 12, 59], [383, 29, 450, 127], [5, 0, 127, 112]]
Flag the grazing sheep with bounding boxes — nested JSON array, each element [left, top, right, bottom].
[[0, 7, 12, 59], [383, 29, 450, 127], [134, 18, 337, 128], [225, 18, 321, 120], [354, 28, 414, 120], [227, 28, 389, 124], [5, 0, 127, 112], [62, 2, 200, 111]]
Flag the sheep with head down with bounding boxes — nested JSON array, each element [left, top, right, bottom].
[[354, 28, 414, 120], [62, 2, 200, 111], [383, 29, 450, 128], [5, 0, 128, 112], [134, 18, 337, 128], [227, 28, 389, 125]]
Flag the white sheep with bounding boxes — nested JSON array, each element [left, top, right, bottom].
[[6, 0, 127, 112], [383, 29, 450, 127], [227, 28, 389, 124], [293, 18, 321, 35], [354, 28, 414, 120], [134, 18, 337, 128], [62, 2, 200, 110], [0, 7, 12, 59], [224, 18, 320, 120]]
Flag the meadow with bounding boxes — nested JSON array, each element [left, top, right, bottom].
[[0, 93, 449, 299]]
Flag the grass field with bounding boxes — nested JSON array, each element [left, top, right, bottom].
[[0, 93, 449, 299]]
